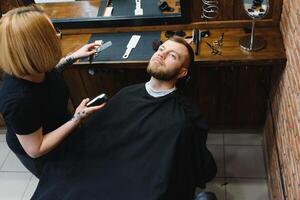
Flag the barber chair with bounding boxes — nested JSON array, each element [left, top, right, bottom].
[[195, 192, 217, 200]]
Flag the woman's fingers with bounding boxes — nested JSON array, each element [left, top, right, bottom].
[[72, 43, 100, 59], [85, 103, 106, 113], [86, 42, 100, 50], [73, 100, 105, 122], [78, 98, 89, 108]]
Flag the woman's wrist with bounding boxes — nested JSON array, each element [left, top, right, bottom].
[[70, 115, 81, 126], [70, 109, 87, 125], [65, 54, 77, 65]]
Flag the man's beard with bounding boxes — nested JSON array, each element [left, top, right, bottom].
[[147, 62, 180, 81]]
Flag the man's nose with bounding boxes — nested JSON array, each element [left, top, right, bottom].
[[157, 51, 166, 59]]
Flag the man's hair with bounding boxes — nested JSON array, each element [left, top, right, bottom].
[[0, 6, 62, 78], [168, 36, 194, 68]]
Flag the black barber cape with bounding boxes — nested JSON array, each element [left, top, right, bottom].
[[32, 83, 216, 200]]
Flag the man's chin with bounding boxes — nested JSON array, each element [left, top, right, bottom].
[[147, 64, 178, 81], [147, 65, 160, 75], [148, 71, 174, 81], [152, 76, 172, 81]]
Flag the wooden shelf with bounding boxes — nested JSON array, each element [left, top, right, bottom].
[[61, 27, 286, 68]]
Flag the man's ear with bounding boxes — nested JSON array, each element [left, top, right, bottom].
[[184, 38, 193, 44], [177, 67, 188, 79]]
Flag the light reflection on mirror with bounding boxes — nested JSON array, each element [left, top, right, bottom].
[[242, 0, 269, 19], [34, 0, 181, 20]]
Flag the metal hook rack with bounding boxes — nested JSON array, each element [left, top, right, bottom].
[[201, 0, 219, 19]]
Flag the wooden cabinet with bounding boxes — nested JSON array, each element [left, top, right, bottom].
[[187, 65, 274, 127]]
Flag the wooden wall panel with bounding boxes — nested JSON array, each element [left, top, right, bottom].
[[66, 68, 149, 108], [233, 66, 267, 124], [185, 66, 271, 127], [62, 68, 87, 107], [0, 0, 23, 14], [190, 0, 235, 22]]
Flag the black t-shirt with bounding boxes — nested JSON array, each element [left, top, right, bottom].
[[0, 69, 71, 155]]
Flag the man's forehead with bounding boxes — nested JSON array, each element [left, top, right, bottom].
[[163, 40, 184, 47], [162, 40, 189, 56]]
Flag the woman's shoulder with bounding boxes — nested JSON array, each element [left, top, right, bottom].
[[0, 76, 37, 112]]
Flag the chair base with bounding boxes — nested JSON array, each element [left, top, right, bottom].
[[195, 192, 218, 200]]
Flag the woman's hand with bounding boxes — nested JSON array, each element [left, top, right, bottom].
[[70, 43, 100, 60], [71, 98, 105, 123]]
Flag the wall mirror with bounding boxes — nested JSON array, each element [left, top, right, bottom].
[[28, 0, 190, 29]]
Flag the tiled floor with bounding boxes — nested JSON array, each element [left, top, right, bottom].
[[0, 128, 269, 200], [198, 129, 269, 200]]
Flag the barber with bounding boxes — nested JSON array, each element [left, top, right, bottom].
[[0, 6, 104, 178]]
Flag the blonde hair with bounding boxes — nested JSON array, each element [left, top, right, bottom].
[[0, 6, 62, 77]]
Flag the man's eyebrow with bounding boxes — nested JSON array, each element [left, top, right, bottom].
[[169, 50, 181, 59], [159, 45, 181, 59], [159, 45, 165, 50]]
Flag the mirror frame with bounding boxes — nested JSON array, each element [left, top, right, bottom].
[[49, 1, 190, 29]]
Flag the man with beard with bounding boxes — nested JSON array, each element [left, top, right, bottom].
[[31, 36, 217, 200]]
